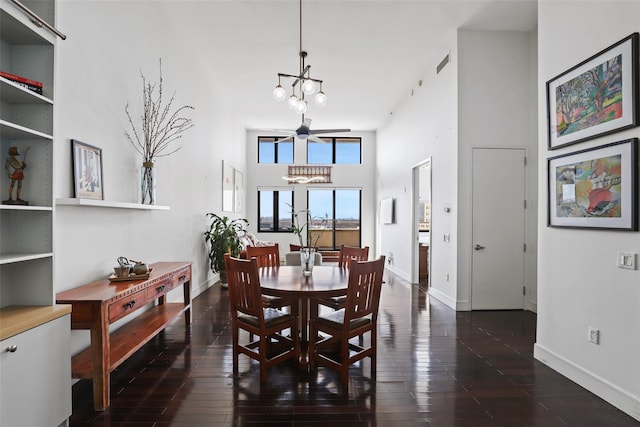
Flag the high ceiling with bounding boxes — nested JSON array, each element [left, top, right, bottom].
[[173, 0, 537, 133]]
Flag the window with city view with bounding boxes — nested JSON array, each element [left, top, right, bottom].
[[307, 137, 361, 164], [258, 190, 293, 232], [258, 137, 294, 164], [308, 189, 361, 250]]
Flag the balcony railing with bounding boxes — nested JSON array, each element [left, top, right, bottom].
[[310, 228, 360, 249]]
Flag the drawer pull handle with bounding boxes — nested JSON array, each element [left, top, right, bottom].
[[156, 285, 165, 293], [179, 275, 186, 281], [5, 345, 18, 353], [123, 300, 136, 310]]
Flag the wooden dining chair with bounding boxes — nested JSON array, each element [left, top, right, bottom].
[[317, 244, 370, 313], [246, 244, 281, 268], [245, 244, 297, 317], [338, 244, 370, 269], [224, 254, 300, 383], [309, 256, 385, 389]]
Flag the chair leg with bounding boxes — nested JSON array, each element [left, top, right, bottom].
[[340, 337, 350, 389], [259, 334, 268, 383], [371, 329, 377, 380], [232, 324, 239, 375], [308, 319, 316, 370]]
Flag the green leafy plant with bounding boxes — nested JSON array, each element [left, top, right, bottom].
[[204, 213, 249, 279]]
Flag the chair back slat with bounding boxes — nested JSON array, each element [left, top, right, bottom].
[[246, 244, 280, 268], [225, 254, 264, 319], [338, 244, 370, 269], [344, 256, 385, 322]]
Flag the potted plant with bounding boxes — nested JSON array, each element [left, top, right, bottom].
[[204, 213, 248, 283]]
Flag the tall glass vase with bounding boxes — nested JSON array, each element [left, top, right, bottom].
[[140, 161, 156, 204], [300, 247, 315, 276]]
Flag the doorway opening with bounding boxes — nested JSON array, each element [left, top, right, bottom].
[[412, 158, 431, 285]]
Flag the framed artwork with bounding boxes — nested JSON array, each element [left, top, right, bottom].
[[547, 138, 637, 230], [233, 169, 243, 213], [222, 160, 234, 212], [546, 33, 639, 149], [72, 139, 103, 200]]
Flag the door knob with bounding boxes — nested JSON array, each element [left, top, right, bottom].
[[474, 244, 485, 250]]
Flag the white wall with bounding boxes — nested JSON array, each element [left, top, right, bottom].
[[456, 29, 538, 311], [377, 28, 537, 311], [535, 1, 640, 419], [245, 129, 377, 257], [55, 1, 246, 355], [377, 30, 459, 304]]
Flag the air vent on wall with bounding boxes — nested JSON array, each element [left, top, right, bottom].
[[436, 53, 450, 74]]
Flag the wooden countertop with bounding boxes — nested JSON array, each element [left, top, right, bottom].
[[0, 304, 72, 340]]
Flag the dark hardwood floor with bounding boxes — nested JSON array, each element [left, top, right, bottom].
[[69, 271, 638, 426]]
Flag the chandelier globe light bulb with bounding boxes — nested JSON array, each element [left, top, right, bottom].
[[314, 90, 327, 107], [273, 84, 287, 101], [295, 99, 308, 114], [301, 79, 316, 95], [288, 94, 299, 110]]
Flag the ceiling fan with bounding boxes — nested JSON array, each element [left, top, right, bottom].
[[263, 116, 350, 143]]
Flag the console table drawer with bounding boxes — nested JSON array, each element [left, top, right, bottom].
[[173, 267, 191, 287], [109, 291, 146, 323], [146, 281, 172, 300]]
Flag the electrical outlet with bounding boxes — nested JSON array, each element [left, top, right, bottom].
[[588, 327, 600, 344], [445, 273, 449, 282], [443, 233, 450, 242]]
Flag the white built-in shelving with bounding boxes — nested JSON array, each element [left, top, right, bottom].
[[56, 197, 171, 210], [0, 0, 71, 424]]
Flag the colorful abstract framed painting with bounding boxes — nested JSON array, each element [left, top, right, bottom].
[[72, 139, 104, 200], [547, 138, 637, 230], [546, 33, 639, 150]]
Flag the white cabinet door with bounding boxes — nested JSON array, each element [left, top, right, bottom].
[[0, 315, 71, 427]]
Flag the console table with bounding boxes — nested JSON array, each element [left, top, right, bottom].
[[56, 261, 191, 411]]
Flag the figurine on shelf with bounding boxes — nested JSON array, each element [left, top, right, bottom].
[[3, 146, 29, 205]]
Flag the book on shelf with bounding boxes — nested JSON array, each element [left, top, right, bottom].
[[0, 71, 44, 94]]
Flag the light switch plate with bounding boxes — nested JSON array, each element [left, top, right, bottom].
[[617, 252, 637, 270]]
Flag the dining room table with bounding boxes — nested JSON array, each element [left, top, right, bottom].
[[258, 265, 349, 371]]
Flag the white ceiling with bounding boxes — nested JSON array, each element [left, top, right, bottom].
[[177, 0, 537, 133]]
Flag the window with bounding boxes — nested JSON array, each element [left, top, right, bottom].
[[258, 190, 293, 232], [258, 137, 294, 164], [307, 137, 361, 164], [308, 189, 361, 249]]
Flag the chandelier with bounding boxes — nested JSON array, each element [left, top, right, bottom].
[[272, 0, 327, 115]]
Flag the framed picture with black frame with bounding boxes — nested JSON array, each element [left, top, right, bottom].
[[546, 33, 639, 150], [547, 138, 638, 230], [72, 139, 103, 200]]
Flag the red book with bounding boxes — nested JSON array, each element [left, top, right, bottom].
[[0, 70, 44, 88]]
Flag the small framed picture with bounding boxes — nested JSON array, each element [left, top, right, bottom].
[[72, 139, 103, 200], [547, 138, 637, 230], [222, 160, 234, 212], [546, 33, 639, 149], [234, 168, 243, 213]]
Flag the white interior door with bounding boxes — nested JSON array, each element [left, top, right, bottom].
[[472, 148, 525, 310]]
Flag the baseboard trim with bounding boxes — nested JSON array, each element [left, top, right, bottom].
[[385, 264, 411, 282], [534, 344, 640, 421], [191, 277, 217, 299], [428, 287, 457, 310]]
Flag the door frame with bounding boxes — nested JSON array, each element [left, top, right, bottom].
[[411, 158, 431, 284]]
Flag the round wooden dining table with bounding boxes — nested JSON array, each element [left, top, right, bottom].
[[258, 265, 349, 371]]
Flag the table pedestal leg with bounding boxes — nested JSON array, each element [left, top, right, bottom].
[[298, 297, 310, 372]]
